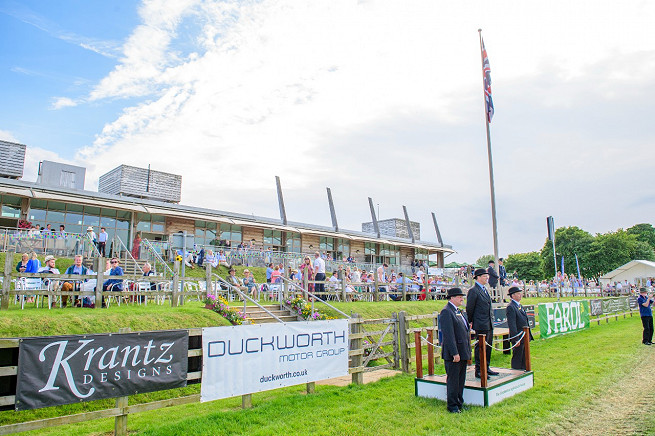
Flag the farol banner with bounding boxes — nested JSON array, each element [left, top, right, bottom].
[[16, 330, 188, 411], [201, 319, 349, 402], [539, 301, 590, 339]]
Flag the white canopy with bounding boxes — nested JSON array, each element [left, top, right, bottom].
[[599, 260, 655, 285]]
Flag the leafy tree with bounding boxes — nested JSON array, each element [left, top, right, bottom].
[[475, 254, 494, 266], [504, 252, 544, 282], [585, 230, 655, 277], [540, 226, 594, 278], [627, 223, 655, 250]]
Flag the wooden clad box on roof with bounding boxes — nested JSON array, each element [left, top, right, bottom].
[[98, 164, 182, 203], [0, 140, 26, 179]]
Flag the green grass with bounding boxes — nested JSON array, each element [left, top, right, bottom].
[[7, 314, 647, 435]]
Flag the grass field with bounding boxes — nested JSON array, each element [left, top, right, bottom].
[[1, 299, 650, 435]]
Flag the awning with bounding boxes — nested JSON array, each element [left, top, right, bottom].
[[230, 219, 301, 233], [144, 206, 234, 224], [0, 185, 33, 198], [31, 191, 148, 213]]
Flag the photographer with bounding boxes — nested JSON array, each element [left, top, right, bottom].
[[637, 287, 654, 345]]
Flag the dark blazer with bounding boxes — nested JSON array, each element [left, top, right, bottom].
[[487, 266, 499, 288], [440, 303, 471, 361], [466, 282, 493, 332], [506, 301, 534, 342]]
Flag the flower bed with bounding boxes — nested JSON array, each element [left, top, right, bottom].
[[203, 294, 250, 325], [285, 295, 333, 321]]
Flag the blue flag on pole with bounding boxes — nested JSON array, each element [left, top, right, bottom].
[[575, 254, 581, 279], [481, 38, 494, 123], [561, 255, 565, 274]]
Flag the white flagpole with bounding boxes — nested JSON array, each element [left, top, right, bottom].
[[478, 29, 500, 299]]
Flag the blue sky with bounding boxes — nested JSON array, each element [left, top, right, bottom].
[[1, 0, 654, 263], [0, 0, 139, 154]]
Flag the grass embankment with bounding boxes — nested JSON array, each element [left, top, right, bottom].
[[7, 314, 648, 435]]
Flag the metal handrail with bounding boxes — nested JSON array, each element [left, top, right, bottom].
[[211, 273, 284, 322], [141, 238, 174, 278], [279, 275, 350, 319], [113, 235, 143, 274]]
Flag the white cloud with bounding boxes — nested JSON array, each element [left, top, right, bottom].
[[0, 129, 19, 142], [51, 97, 78, 110], [61, 0, 655, 262]]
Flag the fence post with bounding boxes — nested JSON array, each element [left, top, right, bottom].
[[241, 393, 252, 409], [205, 263, 212, 296], [374, 273, 380, 302], [402, 278, 407, 301], [339, 269, 346, 302], [95, 257, 104, 310], [392, 312, 399, 369], [172, 260, 180, 307], [1, 251, 14, 310], [114, 327, 132, 435], [398, 311, 409, 372], [306, 381, 315, 394], [351, 313, 363, 385]]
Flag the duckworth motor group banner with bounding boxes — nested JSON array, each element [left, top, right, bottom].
[[201, 320, 349, 402], [15, 330, 188, 411], [539, 301, 590, 339]]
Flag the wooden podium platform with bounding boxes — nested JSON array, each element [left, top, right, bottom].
[[415, 366, 534, 407]]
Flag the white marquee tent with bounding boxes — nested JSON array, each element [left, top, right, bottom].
[[599, 260, 655, 286]]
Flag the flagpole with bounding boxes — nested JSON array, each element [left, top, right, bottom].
[[478, 29, 500, 297]]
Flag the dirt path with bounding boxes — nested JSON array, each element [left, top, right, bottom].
[[541, 346, 655, 436]]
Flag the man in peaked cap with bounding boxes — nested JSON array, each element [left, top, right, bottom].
[[506, 286, 534, 370], [466, 268, 498, 378], [440, 287, 470, 413]]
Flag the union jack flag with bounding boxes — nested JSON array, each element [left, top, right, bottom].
[[481, 38, 494, 123]]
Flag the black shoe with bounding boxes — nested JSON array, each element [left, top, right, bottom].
[[487, 368, 500, 376], [645, 342, 652, 345], [448, 409, 461, 413], [474, 372, 491, 380]]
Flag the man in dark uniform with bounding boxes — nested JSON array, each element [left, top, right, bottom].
[[440, 287, 471, 413], [466, 268, 498, 378], [498, 258, 507, 286], [487, 260, 500, 291], [505, 286, 534, 370]]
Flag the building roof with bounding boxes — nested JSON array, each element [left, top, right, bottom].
[[0, 178, 454, 253], [599, 260, 655, 280]]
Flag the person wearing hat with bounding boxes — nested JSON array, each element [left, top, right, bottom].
[[440, 287, 471, 413], [637, 288, 654, 345], [466, 268, 498, 378], [506, 286, 533, 369]]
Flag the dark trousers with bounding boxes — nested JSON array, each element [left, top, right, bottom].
[[641, 316, 653, 344], [444, 360, 468, 412], [314, 273, 326, 296], [511, 340, 526, 370], [474, 329, 493, 372], [97, 241, 106, 257]]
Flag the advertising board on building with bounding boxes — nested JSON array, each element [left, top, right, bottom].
[[15, 330, 188, 411], [201, 320, 349, 402], [539, 301, 590, 339]]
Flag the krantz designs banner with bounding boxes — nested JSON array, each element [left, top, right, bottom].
[[16, 330, 188, 410], [201, 320, 349, 402], [539, 301, 590, 339]]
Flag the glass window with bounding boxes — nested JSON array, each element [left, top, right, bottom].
[[67, 204, 83, 213], [151, 222, 165, 232], [47, 210, 66, 223], [65, 212, 83, 225], [1, 195, 21, 206], [83, 214, 100, 226], [101, 208, 117, 217], [285, 232, 301, 253], [100, 216, 117, 228], [28, 209, 47, 221]]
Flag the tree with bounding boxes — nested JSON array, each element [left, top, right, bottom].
[[504, 252, 544, 282], [540, 226, 594, 278], [585, 230, 655, 277], [476, 254, 494, 266], [627, 223, 655, 250]]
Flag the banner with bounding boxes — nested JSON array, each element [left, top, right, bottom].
[[16, 330, 188, 411], [493, 305, 535, 329], [539, 301, 590, 339], [201, 320, 349, 402], [602, 297, 629, 314], [590, 299, 603, 316]]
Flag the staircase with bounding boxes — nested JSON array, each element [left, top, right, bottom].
[[242, 304, 298, 324]]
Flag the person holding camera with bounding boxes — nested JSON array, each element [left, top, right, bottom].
[[637, 287, 654, 345]]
